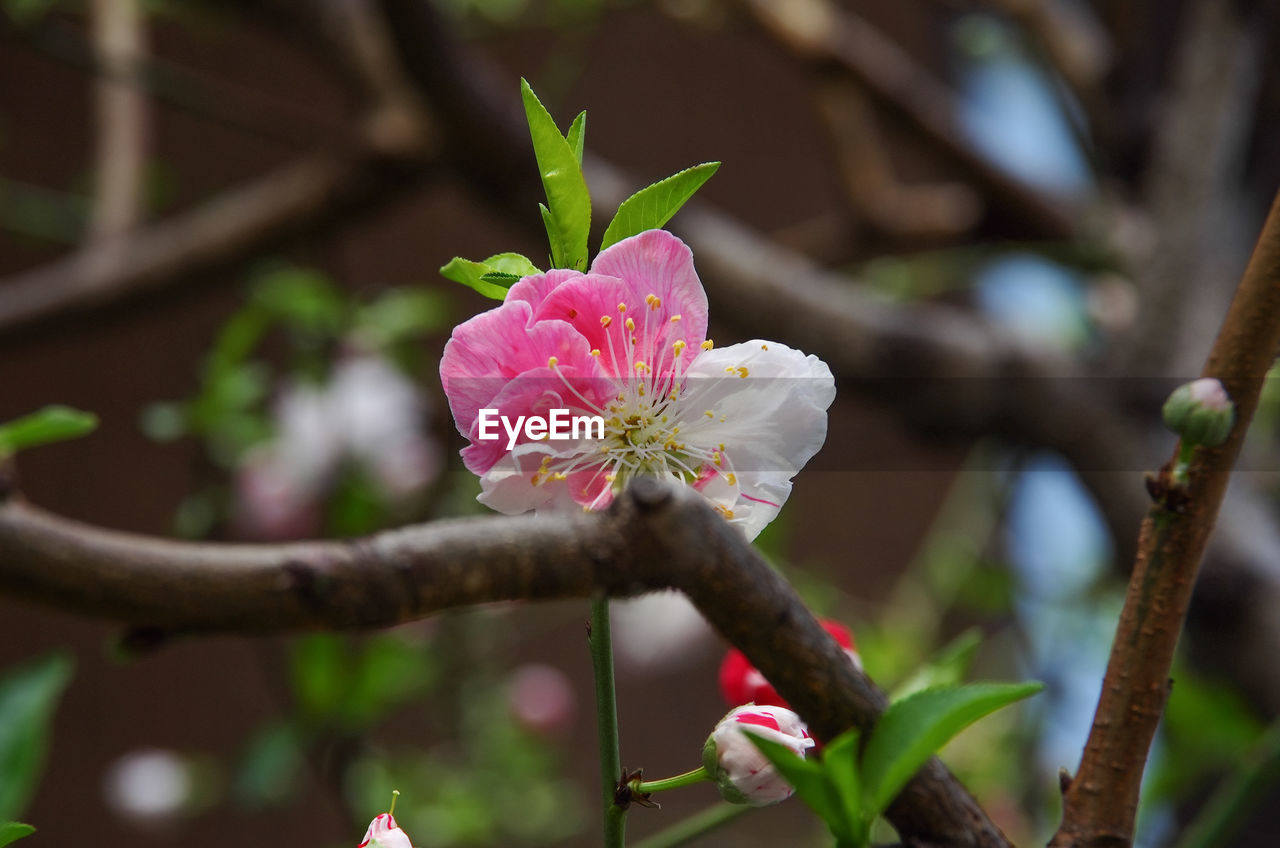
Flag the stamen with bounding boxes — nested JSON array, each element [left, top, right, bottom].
[[617, 302, 627, 313], [701, 340, 714, 351], [670, 314, 682, 323], [601, 315, 612, 328], [645, 294, 661, 310], [548, 356, 559, 368], [625, 317, 636, 333]]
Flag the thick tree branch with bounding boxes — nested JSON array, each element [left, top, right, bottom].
[[1050, 190, 1280, 847], [0, 480, 1010, 848]]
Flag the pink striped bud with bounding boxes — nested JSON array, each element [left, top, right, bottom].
[[702, 704, 815, 806]]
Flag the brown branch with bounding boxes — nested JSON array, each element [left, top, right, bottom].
[[1050, 190, 1280, 847], [88, 0, 149, 240], [739, 0, 1081, 241], [0, 128, 434, 338], [0, 479, 1010, 848]]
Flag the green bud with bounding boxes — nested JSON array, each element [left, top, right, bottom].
[[1162, 378, 1235, 447]]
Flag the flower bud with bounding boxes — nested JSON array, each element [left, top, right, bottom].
[[1163, 378, 1235, 447], [702, 704, 815, 806], [719, 620, 859, 708], [358, 813, 413, 848]]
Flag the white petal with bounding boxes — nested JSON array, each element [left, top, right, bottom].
[[676, 341, 834, 539]]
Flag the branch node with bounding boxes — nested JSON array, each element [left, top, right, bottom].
[[627, 477, 675, 512]]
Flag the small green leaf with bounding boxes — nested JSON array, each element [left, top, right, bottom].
[[0, 406, 98, 458], [0, 654, 74, 821], [599, 162, 720, 251], [861, 682, 1043, 818], [566, 111, 586, 166], [479, 272, 521, 284], [747, 733, 845, 832], [521, 79, 590, 270], [0, 822, 35, 847], [891, 627, 983, 701], [482, 252, 542, 278], [440, 257, 514, 301]]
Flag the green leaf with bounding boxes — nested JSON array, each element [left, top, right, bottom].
[[890, 627, 983, 701], [440, 257, 515, 301], [566, 111, 586, 165], [747, 733, 845, 834], [0, 654, 74, 820], [861, 682, 1043, 818], [440, 252, 542, 301], [0, 406, 97, 459], [483, 252, 541, 278], [822, 729, 869, 844], [599, 162, 720, 251], [521, 79, 590, 270], [0, 822, 35, 847]]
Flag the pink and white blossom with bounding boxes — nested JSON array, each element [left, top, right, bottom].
[[358, 812, 413, 848], [702, 704, 815, 806], [439, 230, 834, 539]]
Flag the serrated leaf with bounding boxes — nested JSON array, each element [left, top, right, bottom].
[[482, 252, 542, 278], [0, 822, 34, 848], [479, 272, 522, 284], [566, 111, 586, 165], [0, 654, 74, 821], [521, 80, 590, 270], [891, 628, 983, 702], [861, 682, 1043, 818], [0, 406, 98, 458], [821, 729, 869, 844], [440, 257, 513, 301], [600, 162, 720, 251], [747, 733, 845, 833]]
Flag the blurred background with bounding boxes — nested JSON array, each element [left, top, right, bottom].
[[2, 0, 1280, 846]]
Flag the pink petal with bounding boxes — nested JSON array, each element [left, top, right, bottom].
[[440, 302, 600, 436], [506, 268, 583, 313], [458, 364, 612, 474]]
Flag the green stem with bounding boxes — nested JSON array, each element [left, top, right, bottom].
[[590, 593, 626, 847], [635, 766, 711, 794], [629, 802, 752, 848], [1174, 719, 1280, 848]]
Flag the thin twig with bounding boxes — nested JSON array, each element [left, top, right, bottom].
[[1050, 190, 1280, 847]]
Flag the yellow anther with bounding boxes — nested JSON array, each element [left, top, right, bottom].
[[601, 315, 612, 328], [548, 356, 559, 368], [638, 385, 646, 396], [761, 343, 769, 350], [634, 361, 650, 374], [605, 473, 617, 483], [705, 410, 714, 418], [645, 294, 661, 309], [625, 317, 636, 332], [670, 314, 682, 323], [727, 473, 738, 486], [735, 366, 749, 378], [672, 340, 687, 356], [590, 349, 601, 357], [701, 340, 714, 351], [713, 451, 723, 466], [552, 472, 567, 481], [617, 302, 627, 313], [714, 504, 735, 520]]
